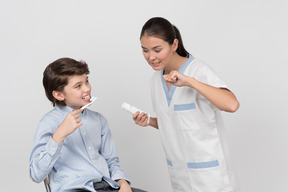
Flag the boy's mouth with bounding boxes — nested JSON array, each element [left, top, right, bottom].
[[82, 95, 90, 101]]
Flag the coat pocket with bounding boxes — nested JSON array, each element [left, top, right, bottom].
[[173, 103, 200, 131], [174, 103, 196, 111], [167, 162, 192, 192], [187, 160, 224, 192]]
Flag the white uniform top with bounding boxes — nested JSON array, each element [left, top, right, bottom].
[[150, 55, 238, 192]]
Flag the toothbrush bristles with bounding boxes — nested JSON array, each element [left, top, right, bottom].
[[90, 97, 97, 102]]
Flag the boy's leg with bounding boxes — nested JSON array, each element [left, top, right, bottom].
[[93, 180, 148, 192], [73, 187, 118, 191], [93, 187, 147, 192], [93, 180, 118, 191], [131, 187, 148, 192]]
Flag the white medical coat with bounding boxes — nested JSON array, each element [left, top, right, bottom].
[[150, 55, 238, 192]]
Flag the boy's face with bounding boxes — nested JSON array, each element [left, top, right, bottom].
[[53, 74, 92, 110]]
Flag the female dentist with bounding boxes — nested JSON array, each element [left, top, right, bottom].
[[133, 17, 240, 192]]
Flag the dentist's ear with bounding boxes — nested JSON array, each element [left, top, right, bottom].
[[52, 91, 65, 101], [172, 39, 179, 52]]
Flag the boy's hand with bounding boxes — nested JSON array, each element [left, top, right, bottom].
[[117, 179, 132, 192], [53, 109, 83, 143]]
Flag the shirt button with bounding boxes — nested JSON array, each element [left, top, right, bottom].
[[52, 147, 56, 151], [57, 147, 61, 150], [83, 132, 86, 136], [88, 146, 91, 150], [46, 162, 50, 166]]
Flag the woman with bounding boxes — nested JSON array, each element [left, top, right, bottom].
[[133, 17, 240, 192]]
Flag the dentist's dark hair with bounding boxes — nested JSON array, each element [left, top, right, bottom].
[[43, 57, 90, 107], [140, 17, 189, 57]]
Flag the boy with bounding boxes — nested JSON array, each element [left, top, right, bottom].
[[29, 58, 144, 192]]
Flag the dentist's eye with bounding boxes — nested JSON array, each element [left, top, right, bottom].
[[155, 49, 161, 53]]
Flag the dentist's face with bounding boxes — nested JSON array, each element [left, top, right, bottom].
[[141, 34, 176, 71]]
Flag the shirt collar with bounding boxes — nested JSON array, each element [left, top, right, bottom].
[[178, 54, 195, 74], [55, 105, 74, 115]]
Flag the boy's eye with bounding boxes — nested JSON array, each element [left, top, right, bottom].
[[75, 84, 81, 88], [142, 49, 148, 53]]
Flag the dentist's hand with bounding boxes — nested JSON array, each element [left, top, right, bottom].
[[133, 111, 149, 127], [163, 70, 190, 87], [53, 109, 83, 143]]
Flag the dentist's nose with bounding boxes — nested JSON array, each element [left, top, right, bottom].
[[149, 54, 156, 61]]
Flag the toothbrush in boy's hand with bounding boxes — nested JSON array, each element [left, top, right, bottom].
[[81, 97, 97, 110], [121, 102, 150, 124]]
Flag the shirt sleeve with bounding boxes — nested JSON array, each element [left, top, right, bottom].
[[29, 116, 63, 183], [195, 62, 228, 89], [195, 62, 228, 111], [98, 114, 129, 183]]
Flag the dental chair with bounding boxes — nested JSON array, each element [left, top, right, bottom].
[[44, 177, 51, 192]]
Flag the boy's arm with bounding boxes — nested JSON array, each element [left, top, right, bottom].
[[29, 123, 63, 183], [53, 109, 83, 143], [29, 109, 83, 183], [98, 115, 130, 183]]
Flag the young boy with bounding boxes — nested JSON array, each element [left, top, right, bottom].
[[29, 58, 144, 192]]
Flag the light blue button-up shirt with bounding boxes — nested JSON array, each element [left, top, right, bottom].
[[29, 106, 128, 192]]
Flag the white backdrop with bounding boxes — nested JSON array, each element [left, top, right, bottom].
[[1, 0, 287, 191]]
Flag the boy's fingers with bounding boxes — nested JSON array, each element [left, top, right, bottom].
[[72, 108, 83, 114], [76, 108, 83, 113]]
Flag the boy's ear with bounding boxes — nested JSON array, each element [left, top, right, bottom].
[[52, 91, 65, 101]]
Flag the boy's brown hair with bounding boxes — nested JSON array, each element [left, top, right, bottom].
[[43, 57, 90, 106]]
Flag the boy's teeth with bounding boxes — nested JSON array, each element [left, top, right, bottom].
[[83, 96, 89, 99]]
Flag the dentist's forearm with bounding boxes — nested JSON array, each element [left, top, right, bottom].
[[187, 77, 240, 112], [148, 117, 159, 129]]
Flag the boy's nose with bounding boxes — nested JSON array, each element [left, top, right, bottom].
[[83, 84, 91, 92]]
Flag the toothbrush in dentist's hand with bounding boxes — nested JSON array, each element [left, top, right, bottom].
[[81, 97, 97, 110], [121, 102, 150, 124]]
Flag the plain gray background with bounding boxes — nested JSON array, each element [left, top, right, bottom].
[[1, 0, 287, 191]]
